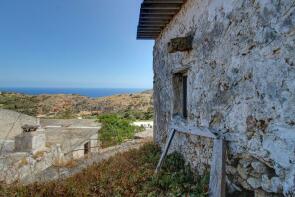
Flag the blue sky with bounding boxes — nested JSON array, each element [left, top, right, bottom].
[[0, 0, 154, 88]]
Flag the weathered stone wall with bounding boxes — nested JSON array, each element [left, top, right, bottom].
[[0, 109, 38, 140], [0, 144, 63, 184], [153, 0, 295, 196]]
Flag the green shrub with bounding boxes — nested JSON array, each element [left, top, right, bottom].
[[140, 152, 209, 197], [0, 93, 38, 116], [98, 114, 144, 148]]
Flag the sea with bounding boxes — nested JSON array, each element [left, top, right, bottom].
[[0, 87, 148, 98]]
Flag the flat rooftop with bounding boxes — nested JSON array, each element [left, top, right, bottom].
[[45, 127, 100, 155], [40, 119, 100, 128], [137, 0, 186, 40]]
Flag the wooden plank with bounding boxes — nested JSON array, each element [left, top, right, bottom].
[[138, 30, 161, 32], [142, 3, 182, 7], [143, 1, 184, 4], [138, 24, 166, 27], [141, 11, 178, 15], [170, 122, 217, 139], [138, 27, 163, 30], [140, 18, 170, 22], [141, 7, 180, 10], [141, 12, 176, 16], [209, 138, 226, 197], [140, 16, 172, 19], [155, 128, 176, 173], [137, 37, 157, 39], [137, 33, 160, 36]]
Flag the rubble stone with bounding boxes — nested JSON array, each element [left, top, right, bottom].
[[153, 0, 295, 195]]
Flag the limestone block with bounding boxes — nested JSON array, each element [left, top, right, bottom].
[[237, 164, 249, 180], [251, 161, 267, 174], [167, 36, 193, 53], [261, 175, 283, 193], [247, 177, 262, 189]]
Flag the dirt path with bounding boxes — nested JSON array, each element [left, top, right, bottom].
[[22, 137, 152, 185]]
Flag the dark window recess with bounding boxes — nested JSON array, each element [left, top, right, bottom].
[[84, 142, 90, 155], [182, 75, 188, 118], [172, 72, 188, 119]]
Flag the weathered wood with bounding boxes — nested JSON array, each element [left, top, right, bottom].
[[138, 24, 166, 27], [168, 36, 193, 53], [137, 0, 185, 39], [155, 128, 176, 173], [143, 1, 184, 4], [170, 121, 217, 139], [138, 30, 162, 33], [209, 138, 226, 197]]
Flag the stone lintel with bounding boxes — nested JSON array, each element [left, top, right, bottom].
[[168, 36, 193, 53]]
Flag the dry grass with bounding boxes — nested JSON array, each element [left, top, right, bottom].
[[32, 151, 45, 160], [0, 143, 208, 197], [18, 158, 28, 168], [52, 159, 78, 169]]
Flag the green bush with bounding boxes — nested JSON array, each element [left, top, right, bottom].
[[118, 107, 154, 121], [98, 114, 144, 148], [140, 152, 209, 197], [0, 93, 38, 116]]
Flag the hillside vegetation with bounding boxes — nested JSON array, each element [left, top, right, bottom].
[[98, 114, 145, 148], [0, 91, 153, 120], [0, 143, 209, 197]]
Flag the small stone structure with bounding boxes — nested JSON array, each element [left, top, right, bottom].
[[137, 0, 295, 196], [41, 119, 100, 160], [15, 125, 46, 154], [0, 111, 101, 184]]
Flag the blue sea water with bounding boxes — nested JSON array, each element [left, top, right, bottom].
[[0, 88, 147, 98]]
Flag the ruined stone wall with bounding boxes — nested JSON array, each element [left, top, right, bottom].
[[0, 109, 38, 140], [153, 0, 295, 196]]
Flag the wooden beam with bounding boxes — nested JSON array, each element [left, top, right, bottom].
[[141, 7, 180, 10], [143, 1, 184, 4], [140, 16, 172, 20], [138, 32, 161, 34], [138, 27, 163, 30], [209, 138, 226, 197], [137, 34, 159, 38], [140, 18, 170, 22], [137, 36, 157, 38], [138, 32, 160, 35], [155, 128, 176, 173], [141, 12, 177, 16], [170, 122, 217, 139], [138, 24, 166, 27], [137, 37, 157, 40]]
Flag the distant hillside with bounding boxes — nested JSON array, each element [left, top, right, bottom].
[[0, 91, 153, 120]]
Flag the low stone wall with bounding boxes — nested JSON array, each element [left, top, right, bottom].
[[153, 0, 295, 196], [0, 145, 63, 184]]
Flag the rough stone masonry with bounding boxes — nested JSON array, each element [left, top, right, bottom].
[[153, 0, 295, 196]]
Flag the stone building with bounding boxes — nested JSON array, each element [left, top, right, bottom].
[[137, 0, 295, 196], [0, 110, 100, 184]]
